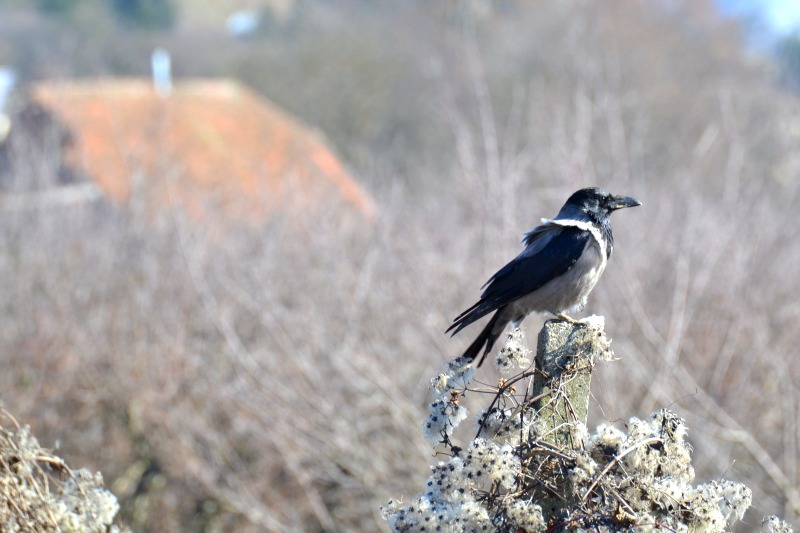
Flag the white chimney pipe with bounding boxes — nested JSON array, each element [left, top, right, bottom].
[[151, 48, 172, 97]]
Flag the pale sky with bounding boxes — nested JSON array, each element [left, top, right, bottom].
[[717, 0, 800, 35]]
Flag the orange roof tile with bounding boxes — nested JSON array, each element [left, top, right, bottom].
[[30, 78, 376, 221]]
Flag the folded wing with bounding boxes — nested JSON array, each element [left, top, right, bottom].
[[447, 223, 592, 335]]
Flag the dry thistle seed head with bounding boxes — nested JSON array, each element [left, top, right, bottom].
[[423, 397, 469, 445], [501, 499, 545, 531], [431, 357, 477, 398], [612, 505, 639, 527], [762, 515, 794, 533], [449, 389, 461, 406], [496, 378, 516, 395], [495, 328, 531, 375]]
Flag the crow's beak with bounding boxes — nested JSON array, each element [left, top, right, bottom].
[[609, 195, 641, 210]]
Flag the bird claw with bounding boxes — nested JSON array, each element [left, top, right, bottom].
[[555, 313, 587, 326]]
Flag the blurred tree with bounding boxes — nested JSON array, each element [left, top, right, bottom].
[[111, 0, 176, 30], [36, 0, 75, 15], [776, 32, 800, 92]]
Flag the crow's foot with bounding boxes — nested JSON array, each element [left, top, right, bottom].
[[554, 313, 586, 326]]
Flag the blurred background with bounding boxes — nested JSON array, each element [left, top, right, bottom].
[[0, 0, 799, 531]]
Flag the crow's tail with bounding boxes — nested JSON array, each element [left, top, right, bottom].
[[461, 312, 502, 367]]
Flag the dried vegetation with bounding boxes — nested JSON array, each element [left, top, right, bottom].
[[0, 1, 799, 531]]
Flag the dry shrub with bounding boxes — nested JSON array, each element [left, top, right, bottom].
[[0, 1, 799, 531], [0, 410, 122, 531], [384, 327, 763, 532]]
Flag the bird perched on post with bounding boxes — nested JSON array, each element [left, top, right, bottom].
[[447, 187, 641, 366]]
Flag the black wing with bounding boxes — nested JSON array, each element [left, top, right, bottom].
[[447, 224, 591, 335]]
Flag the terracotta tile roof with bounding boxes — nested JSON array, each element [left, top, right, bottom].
[[29, 78, 375, 221]]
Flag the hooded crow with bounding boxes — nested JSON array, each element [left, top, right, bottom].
[[447, 187, 641, 366]]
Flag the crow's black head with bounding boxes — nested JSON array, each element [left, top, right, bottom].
[[559, 187, 641, 223]]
